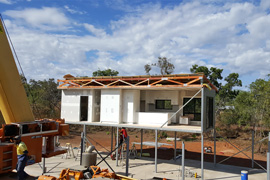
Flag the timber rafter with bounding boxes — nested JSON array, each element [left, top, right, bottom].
[[57, 73, 218, 91]]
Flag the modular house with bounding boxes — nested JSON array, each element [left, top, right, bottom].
[[57, 73, 217, 133]]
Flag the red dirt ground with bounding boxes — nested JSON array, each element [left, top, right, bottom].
[[59, 127, 267, 169]]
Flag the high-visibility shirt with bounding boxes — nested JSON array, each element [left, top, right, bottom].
[[16, 141, 28, 161], [17, 142, 28, 155]]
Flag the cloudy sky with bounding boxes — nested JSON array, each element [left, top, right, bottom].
[[1, 0, 270, 88]]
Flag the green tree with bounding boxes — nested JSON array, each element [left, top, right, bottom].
[[190, 64, 223, 89], [92, 69, 119, 77], [189, 65, 243, 126], [144, 57, 175, 75], [233, 76, 270, 137], [217, 73, 242, 109], [24, 78, 61, 119]]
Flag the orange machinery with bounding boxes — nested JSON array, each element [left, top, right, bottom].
[[38, 166, 137, 180], [0, 16, 69, 174], [0, 119, 69, 174]]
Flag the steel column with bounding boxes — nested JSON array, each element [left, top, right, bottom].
[[214, 128, 216, 166], [155, 129, 158, 173], [42, 157, 46, 174], [141, 129, 143, 158], [80, 132, 84, 166], [182, 141, 185, 180], [83, 124, 86, 152], [252, 130, 254, 168], [126, 136, 129, 176], [116, 127, 119, 166], [111, 127, 113, 152], [201, 133, 204, 180], [174, 131, 177, 160], [200, 78, 204, 180], [267, 132, 270, 180]]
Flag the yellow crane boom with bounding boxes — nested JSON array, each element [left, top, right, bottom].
[[0, 18, 34, 123]]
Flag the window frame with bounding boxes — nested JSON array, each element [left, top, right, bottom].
[[183, 98, 201, 121], [155, 100, 173, 110]]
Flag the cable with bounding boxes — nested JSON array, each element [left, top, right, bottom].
[[0, 14, 41, 119]]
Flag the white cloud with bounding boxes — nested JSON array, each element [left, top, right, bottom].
[[3, 1, 270, 87], [4, 7, 69, 30], [0, 0, 12, 4], [260, 0, 270, 10], [64, 5, 85, 15], [83, 23, 107, 37]]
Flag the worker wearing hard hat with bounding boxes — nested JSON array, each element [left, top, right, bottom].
[[14, 136, 29, 180]]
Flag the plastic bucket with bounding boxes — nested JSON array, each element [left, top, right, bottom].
[[241, 170, 248, 180]]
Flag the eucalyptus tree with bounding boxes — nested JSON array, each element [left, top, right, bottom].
[[144, 57, 175, 75]]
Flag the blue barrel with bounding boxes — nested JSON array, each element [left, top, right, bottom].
[[241, 170, 248, 180]]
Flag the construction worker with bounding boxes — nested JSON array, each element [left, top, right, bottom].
[[119, 127, 128, 144], [14, 136, 29, 180]]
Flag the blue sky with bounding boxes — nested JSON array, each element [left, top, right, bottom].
[[1, 0, 270, 89]]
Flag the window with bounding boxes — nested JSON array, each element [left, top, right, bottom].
[[155, 100, 172, 110], [183, 98, 201, 121]]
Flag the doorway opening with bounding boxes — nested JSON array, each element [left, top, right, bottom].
[[80, 96, 88, 121]]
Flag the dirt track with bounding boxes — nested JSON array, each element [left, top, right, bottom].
[[59, 128, 267, 169]]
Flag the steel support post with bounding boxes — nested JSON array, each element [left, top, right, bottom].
[[126, 136, 130, 177], [214, 128, 216, 166], [141, 129, 143, 158], [155, 129, 158, 173], [83, 124, 86, 152], [174, 131, 177, 160], [111, 127, 113, 152], [252, 130, 254, 168], [116, 127, 119, 166], [182, 141, 185, 180], [42, 137, 46, 147], [200, 79, 204, 180], [267, 132, 270, 180], [201, 133, 204, 180], [42, 157, 46, 174], [80, 132, 84, 166]]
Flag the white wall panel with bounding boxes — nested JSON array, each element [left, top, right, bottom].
[[122, 90, 140, 124], [60, 89, 93, 122], [137, 112, 175, 126], [145, 90, 179, 105], [100, 89, 121, 123]]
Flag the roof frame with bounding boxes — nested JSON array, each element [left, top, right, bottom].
[[57, 73, 218, 91]]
